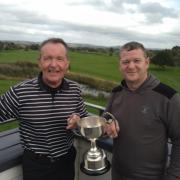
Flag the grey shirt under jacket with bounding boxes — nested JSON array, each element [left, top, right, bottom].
[[105, 74, 180, 180], [0, 74, 88, 158]]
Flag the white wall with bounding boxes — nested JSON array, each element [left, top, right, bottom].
[[0, 165, 23, 180]]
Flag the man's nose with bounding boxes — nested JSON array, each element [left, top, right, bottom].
[[49, 59, 57, 66], [128, 61, 135, 68]]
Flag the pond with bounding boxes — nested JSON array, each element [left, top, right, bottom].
[[79, 84, 110, 98]]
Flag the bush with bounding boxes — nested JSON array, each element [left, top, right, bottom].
[[0, 62, 38, 78], [66, 72, 118, 92], [0, 63, 119, 92], [152, 50, 175, 68]]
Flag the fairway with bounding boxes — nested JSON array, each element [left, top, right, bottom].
[[0, 50, 180, 132], [0, 50, 180, 92], [0, 79, 20, 94], [69, 51, 120, 81]]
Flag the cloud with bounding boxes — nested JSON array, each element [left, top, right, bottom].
[[0, 0, 179, 49], [138, 2, 178, 23], [0, 4, 49, 25], [65, 0, 106, 7], [66, 0, 140, 13], [66, 0, 179, 24]]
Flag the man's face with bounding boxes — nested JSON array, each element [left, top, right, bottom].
[[119, 48, 149, 87], [38, 42, 69, 88]]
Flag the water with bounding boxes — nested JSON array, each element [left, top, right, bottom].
[[80, 126, 104, 139], [79, 116, 105, 139], [79, 84, 110, 98]]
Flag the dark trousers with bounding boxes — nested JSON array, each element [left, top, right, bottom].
[[22, 146, 76, 180], [112, 166, 164, 180]]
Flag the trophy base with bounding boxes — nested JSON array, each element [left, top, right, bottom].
[[80, 160, 110, 176]]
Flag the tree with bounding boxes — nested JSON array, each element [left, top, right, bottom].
[[30, 43, 39, 50], [172, 46, 180, 66], [0, 41, 4, 51], [172, 46, 180, 56], [109, 47, 114, 56], [151, 49, 174, 68]]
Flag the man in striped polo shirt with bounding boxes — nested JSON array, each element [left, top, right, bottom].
[[0, 38, 88, 180]]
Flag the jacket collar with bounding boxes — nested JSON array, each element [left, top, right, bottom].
[[121, 74, 160, 92]]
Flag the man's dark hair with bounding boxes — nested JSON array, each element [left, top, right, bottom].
[[39, 38, 69, 58], [120, 41, 148, 58]]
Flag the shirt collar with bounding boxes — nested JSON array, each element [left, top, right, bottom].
[[121, 79, 128, 88], [38, 73, 69, 94]]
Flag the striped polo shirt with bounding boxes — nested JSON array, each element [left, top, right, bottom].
[[0, 74, 88, 158]]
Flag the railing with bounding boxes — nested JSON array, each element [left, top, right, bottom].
[[0, 102, 105, 125], [85, 102, 105, 115]]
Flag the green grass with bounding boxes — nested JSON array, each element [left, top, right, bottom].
[[0, 79, 21, 94], [0, 121, 19, 132], [69, 52, 120, 81], [0, 50, 38, 63], [150, 65, 180, 92], [0, 49, 180, 132], [0, 50, 120, 81], [0, 50, 180, 91], [0, 50, 179, 92]]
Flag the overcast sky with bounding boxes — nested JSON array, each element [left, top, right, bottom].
[[0, 0, 180, 49]]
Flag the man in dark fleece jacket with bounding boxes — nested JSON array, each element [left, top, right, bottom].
[[105, 41, 180, 180]]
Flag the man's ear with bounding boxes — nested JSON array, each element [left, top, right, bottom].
[[145, 57, 150, 70], [66, 61, 70, 71]]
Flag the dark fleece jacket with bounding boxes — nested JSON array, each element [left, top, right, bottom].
[[106, 74, 180, 180]]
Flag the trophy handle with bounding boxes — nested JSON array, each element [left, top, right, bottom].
[[72, 129, 82, 137], [102, 112, 115, 123], [102, 112, 119, 133]]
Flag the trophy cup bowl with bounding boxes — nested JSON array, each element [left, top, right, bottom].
[[77, 116, 110, 176]]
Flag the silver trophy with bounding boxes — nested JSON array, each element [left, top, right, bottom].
[[76, 113, 115, 176]]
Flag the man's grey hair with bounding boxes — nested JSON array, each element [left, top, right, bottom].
[[39, 37, 69, 59]]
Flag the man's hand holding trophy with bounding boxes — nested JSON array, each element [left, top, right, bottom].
[[67, 112, 120, 176]]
